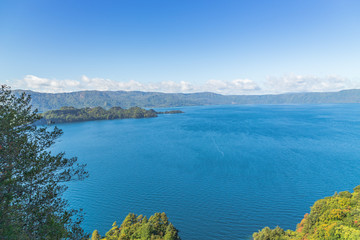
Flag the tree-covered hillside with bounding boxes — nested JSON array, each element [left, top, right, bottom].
[[14, 89, 360, 112], [39, 106, 183, 124], [39, 106, 159, 124], [91, 213, 180, 240], [253, 186, 360, 240]]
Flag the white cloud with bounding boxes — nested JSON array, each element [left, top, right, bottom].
[[19, 75, 81, 92], [10, 74, 360, 95], [204, 79, 260, 94], [264, 75, 360, 94], [12, 75, 261, 94]]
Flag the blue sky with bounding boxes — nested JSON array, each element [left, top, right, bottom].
[[1, 0, 360, 94]]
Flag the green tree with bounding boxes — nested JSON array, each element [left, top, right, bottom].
[[138, 223, 153, 240], [91, 230, 101, 240], [253, 226, 289, 240], [105, 221, 120, 240], [0, 85, 88, 239], [120, 213, 138, 239], [164, 224, 180, 240], [98, 213, 180, 240], [253, 186, 360, 240]]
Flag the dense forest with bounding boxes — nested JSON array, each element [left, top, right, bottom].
[[14, 89, 360, 112], [90, 213, 180, 240], [253, 186, 360, 240], [39, 106, 183, 124]]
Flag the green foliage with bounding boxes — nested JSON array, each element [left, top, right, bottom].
[[0, 85, 88, 239], [91, 230, 101, 240], [105, 222, 121, 240], [164, 224, 179, 240], [40, 106, 161, 124], [253, 186, 360, 240], [252, 226, 290, 240], [99, 213, 180, 240]]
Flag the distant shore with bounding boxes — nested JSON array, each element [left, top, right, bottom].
[[38, 106, 183, 124]]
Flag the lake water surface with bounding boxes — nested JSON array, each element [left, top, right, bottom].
[[52, 104, 360, 239]]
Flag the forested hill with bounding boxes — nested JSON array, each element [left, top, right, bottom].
[[14, 89, 360, 112], [253, 185, 360, 239], [39, 106, 183, 124], [92, 213, 180, 240]]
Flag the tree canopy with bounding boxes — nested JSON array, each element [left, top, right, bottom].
[[91, 213, 181, 240], [39, 106, 183, 124], [253, 186, 360, 240], [0, 85, 88, 239]]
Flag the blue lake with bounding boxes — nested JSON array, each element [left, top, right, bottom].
[[52, 104, 360, 239]]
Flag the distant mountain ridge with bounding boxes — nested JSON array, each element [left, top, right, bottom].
[[14, 89, 360, 112]]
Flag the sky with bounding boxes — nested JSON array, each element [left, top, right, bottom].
[[1, 0, 360, 94]]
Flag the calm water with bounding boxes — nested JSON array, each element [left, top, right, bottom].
[[52, 104, 360, 239]]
